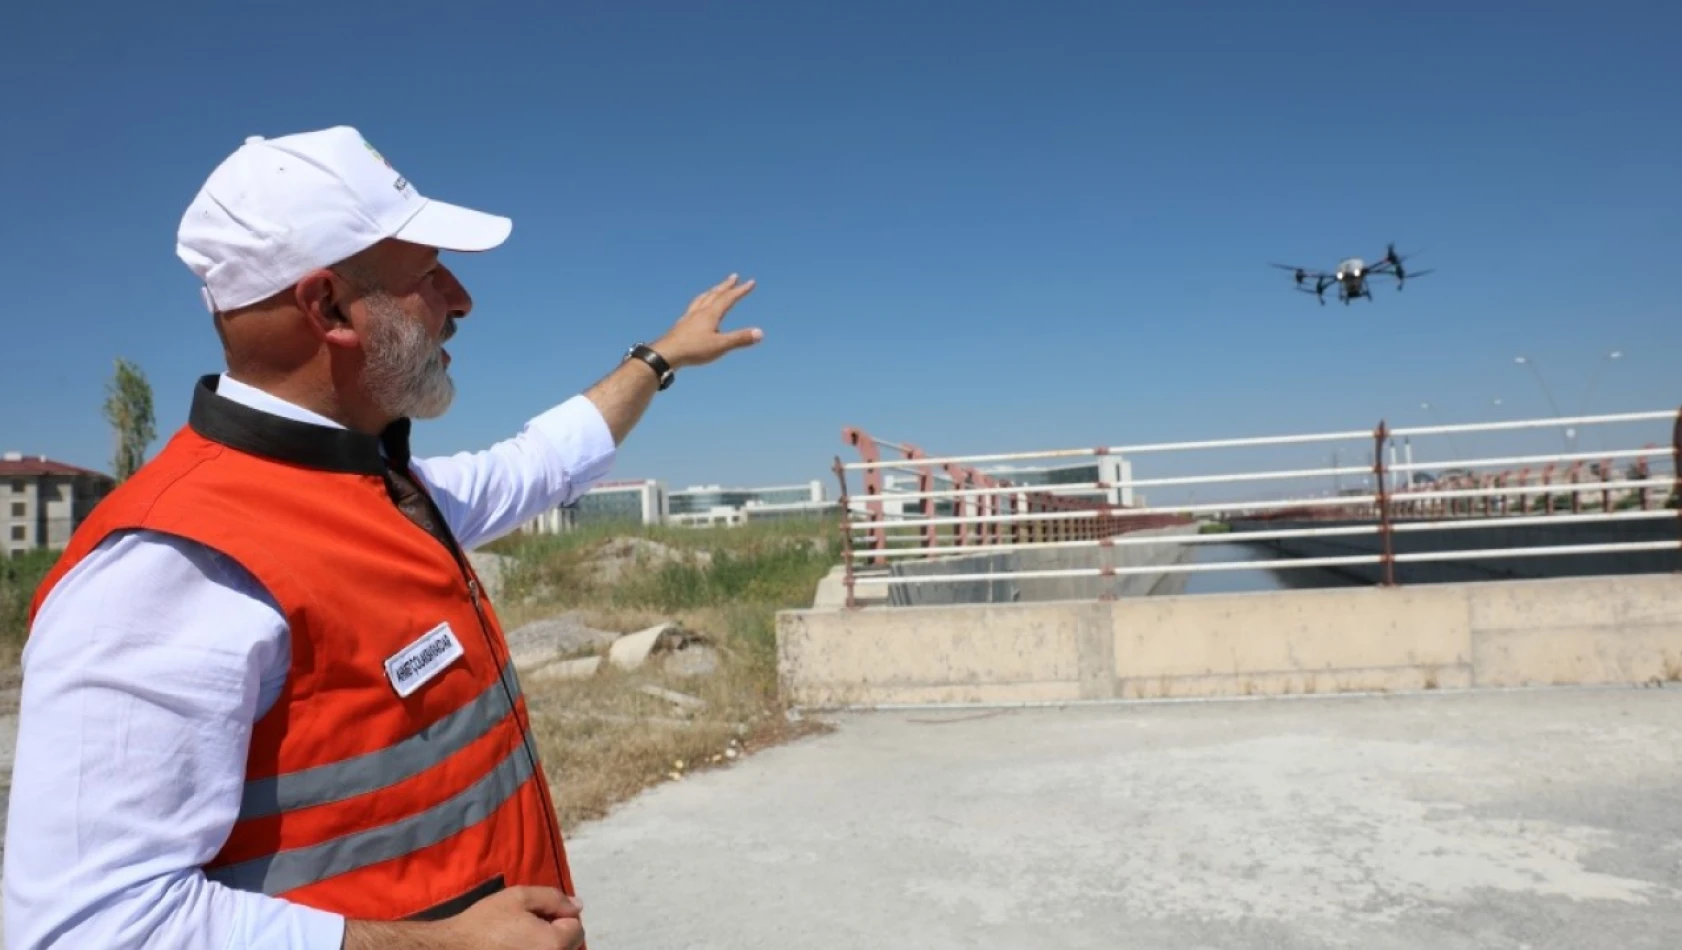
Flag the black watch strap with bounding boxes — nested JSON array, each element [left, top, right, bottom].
[[625, 343, 675, 391]]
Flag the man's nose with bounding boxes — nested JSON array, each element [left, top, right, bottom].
[[436, 264, 472, 319]]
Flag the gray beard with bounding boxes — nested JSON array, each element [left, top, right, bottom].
[[362, 293, 455, 421]]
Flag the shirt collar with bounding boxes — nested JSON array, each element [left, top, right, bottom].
[[214, 373, 347, 430], [187, 374, 412, 475]]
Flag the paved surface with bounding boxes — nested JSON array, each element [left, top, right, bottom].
[[564, 687, 1682, 949], [4, 686, 1679, 945]]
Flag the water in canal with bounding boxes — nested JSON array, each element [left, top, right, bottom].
[[1182, 541, 1367, 595]]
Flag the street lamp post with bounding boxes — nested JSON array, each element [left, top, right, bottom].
[[1579, 350, 1623, 415], [1578, 350, 1623, 452], [1514, 355, 1572, 453], [1420, 401, 1464, 460]]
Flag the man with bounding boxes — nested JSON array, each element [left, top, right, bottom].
[[2, 126, 761, 949]]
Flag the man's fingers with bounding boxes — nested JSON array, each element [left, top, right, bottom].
[[690, 274, 740, 310], [513, 885, 583, 919], [726, 278, 755, 303], [551, 918, 587, 950], [689, 275, 752, 317], [728, 326, 764, 349], [706, 279, 756, 328]]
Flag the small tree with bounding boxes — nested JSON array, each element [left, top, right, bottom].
[[102, 357, 156, 482]]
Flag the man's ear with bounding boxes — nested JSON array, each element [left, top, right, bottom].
[[294, 269, 362, 350]]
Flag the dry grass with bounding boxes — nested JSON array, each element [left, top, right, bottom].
[[524, 646, 824, 830], [482, 518, 842, 829]]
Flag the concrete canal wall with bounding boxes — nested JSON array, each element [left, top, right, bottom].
[[880, 524, 1200, 606], [1230, 516, 1679, 585]]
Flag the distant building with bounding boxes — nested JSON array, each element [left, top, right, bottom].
[[666, 481, 830, 528], [518, 478, 833, 533], [877, 457, 1139, 521], [738, 498, 838, 524], [2, 452, 116, 556], [522, 479, 668, 534], [982, 457, 1137, 507]]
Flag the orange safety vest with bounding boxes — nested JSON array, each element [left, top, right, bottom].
[[29, 375, 578, 923]]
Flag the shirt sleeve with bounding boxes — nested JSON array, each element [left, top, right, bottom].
[[409, 393, 617, 551], [2, 530, 346, 950]]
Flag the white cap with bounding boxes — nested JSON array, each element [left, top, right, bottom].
[[176, 126, 512, 312]]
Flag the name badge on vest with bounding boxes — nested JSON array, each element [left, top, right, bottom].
[[385, 622, 466, 698]]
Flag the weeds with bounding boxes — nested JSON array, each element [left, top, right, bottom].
[[1, 549, 59, 659], [484, 518, 841, 828]]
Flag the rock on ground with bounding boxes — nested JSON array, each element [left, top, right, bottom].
[[504, 611, 622, 671], [466, 550, 512, 601], [663, 644, 722, 677], [585, 537, 710, 586]]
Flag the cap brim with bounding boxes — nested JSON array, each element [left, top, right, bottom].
[[393, 197, 512, 252]]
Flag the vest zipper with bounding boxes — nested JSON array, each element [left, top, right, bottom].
[[397, 471, 572, 890]]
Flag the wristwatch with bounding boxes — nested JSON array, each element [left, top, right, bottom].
[[625, 343, 675, 391]]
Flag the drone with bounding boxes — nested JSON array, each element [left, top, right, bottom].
[[1271, 243, 1434, 305]]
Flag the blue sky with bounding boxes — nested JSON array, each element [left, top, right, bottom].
[[3, 0, 1677, 500]]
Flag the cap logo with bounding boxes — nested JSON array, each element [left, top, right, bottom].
[[364, 139, 412, 194], [363, 140, 392, 169]]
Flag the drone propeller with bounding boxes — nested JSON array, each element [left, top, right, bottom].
[[1270, 263, 1311, 284], [1396, 267, 1435, 290], [1379, 242, 1430, 282], [1385, 242, 1427, 265]]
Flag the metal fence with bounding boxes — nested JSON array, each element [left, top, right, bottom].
[[829, 409, 1682, 609]]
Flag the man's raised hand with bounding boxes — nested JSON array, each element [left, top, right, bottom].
[[652, 274, 763, 369]]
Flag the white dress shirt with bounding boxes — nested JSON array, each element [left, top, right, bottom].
[[2, 375, 616, 949]]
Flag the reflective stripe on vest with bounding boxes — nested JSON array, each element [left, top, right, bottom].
[[239, 660, 524, 820], [207, 659, 540, 896], [207, 725, 540, 896]]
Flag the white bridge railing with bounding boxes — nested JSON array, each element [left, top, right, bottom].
[[830, 409, 1681, 609]]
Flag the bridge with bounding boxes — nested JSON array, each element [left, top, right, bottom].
[[776, 406, 1682, 708]]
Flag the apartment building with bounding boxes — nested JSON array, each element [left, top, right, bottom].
[[2, 452, 116, 556]]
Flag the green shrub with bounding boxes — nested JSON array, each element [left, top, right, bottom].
[[1, 549, 61, 650]]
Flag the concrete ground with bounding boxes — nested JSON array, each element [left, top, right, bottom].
[[564, 687, 1682, 950], [4, 687, 1678, 945]]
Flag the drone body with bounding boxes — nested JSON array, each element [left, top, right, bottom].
[[1272, 244, 1434, 305]]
